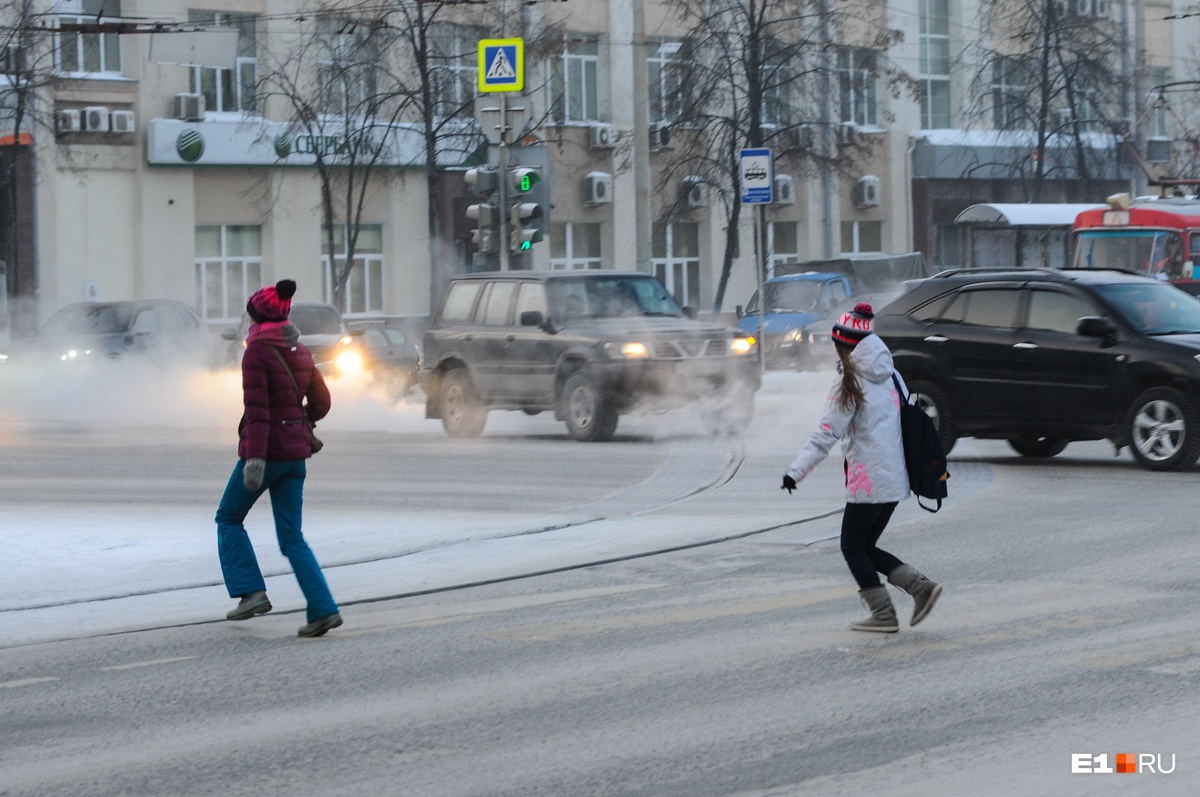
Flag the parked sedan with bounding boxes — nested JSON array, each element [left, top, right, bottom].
[[874, 267, 1200, 471], [347, 323, 422, 399], [795, 290, 901, 371], [0, 300, 213, 369], [220, 302, 358, 372]]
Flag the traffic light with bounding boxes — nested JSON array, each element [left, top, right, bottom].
[[507, 166, 546, 253], [465, 166, 498, 195], [509, 166, 540, 195], [467, 202, 499, 254], [510, 202, 544, 252]]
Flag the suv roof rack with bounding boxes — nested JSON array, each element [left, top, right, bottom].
[[930, 267, 1056, 279]]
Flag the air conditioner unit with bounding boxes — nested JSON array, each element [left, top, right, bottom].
[[793, 124, 816, 151], [588, 123, 615, 149], [172, 92, 205, 121], [584, 171, 613, 205], [682, 175, 707, 207], [110, 110, 136, 134], [650, 122, 673, 151], [837, 122, 859, 147], [1146, 137, 1171, 164], [854, 175, 881, 209], [774, 174, 796, 205], [55, 109, 81, 133], [82, 106, 110, 132]]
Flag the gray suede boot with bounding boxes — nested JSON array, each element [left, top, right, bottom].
[[887, 563, 942, 626], [850, 586, 899, 633]]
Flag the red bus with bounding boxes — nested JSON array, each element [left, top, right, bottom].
[[1072, 195, 1200, 295]]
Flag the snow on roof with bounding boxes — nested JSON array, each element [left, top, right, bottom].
[[955, 203, 1107, 226]]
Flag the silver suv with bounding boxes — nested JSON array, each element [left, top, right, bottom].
[[421, 272, 760, 441]]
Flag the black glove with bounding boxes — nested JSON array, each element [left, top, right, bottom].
[[781, 474, 797, 494], [243, 458, 266, 491]]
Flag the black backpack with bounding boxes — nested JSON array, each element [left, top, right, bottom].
[[891, 373, 949, 513]]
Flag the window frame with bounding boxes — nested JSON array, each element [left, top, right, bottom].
[[194, 224, 264, 323], [838, 48, 877, 127], [322, 223, 385, 316], [550, 36, 600, 124], [188, 11, 258, 114]]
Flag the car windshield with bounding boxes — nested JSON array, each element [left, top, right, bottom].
[[548, 277, 683, 320], [39, 304, 133, 336], [1094, 282, 1200, 335], [745, 281, 824, 314], [289, 306, 343, 335]]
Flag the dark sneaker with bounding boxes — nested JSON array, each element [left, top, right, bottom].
[[226, 591, 272, 621], [298, 612, 343, 638]]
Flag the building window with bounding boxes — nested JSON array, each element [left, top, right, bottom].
[[551, 37, 599, 124], [758, 45, 794, 128], [188, 12, 257, 114], [991, 55, 1030, 129], [838, 48, 876, 127], [56, 0, 122, 76], [1147, 67, 1169, 138], [919, 0, 951, 128], [767, 222, 799, 274], [652, 222, 700, 308], [317, 21, 380, 117], [430, 23, 482, 118], [550, 222, 603, 270], [323, 224, 383, 315], [841, 221, 883, 253], [195, 225, 263, 322], [648, 40, 692, 125]]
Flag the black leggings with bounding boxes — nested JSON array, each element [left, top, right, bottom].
[[840, 502, 903, 589]]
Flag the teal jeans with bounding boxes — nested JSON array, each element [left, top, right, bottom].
[[216, 459, 338, 623]]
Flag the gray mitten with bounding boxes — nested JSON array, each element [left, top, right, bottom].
[[243, 458, 266, 491]]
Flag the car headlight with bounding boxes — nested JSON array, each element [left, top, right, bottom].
[[60, 349, 93, 362], [0, 352, 7, 361], [338, 335, 354, 347], [334, 349, 365, 374], [783, 328, 803, 343], [729, 336, 756, 355], [604, 341, 650, 359]]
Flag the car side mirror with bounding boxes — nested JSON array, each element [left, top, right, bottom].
[[735, 304, 744, 319], [682, 305, 698, 320], [1077, 316, 1117, 344], [520, 310, 545, 329], [220, 327, 238, 341]]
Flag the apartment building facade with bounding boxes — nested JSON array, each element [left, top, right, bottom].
[[1, 0, 1196, 339]]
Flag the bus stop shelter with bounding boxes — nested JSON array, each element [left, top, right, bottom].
[[954, 203, 1105, 269]]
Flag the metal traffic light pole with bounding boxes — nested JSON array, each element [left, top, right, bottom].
[[497, 92, 510, 271]]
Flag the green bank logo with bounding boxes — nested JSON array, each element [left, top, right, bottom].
[[176, 129, 204, 163], [273, 134, 292, 158]]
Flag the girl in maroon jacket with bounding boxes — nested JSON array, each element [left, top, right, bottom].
[[215, 279, 342, 637]]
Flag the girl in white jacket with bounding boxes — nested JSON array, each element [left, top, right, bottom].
[[782, 303, 942, 632]]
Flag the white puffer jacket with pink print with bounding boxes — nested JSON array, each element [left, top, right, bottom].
[[786, 333, 910, 504]]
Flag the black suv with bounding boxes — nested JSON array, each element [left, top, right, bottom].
[[874, 268, 1200, 471], [421, 271, 761, 441]]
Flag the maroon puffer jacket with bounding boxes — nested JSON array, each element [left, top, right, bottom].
[[238, 338, 332, 461]]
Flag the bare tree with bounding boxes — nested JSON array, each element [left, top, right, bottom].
[[657, 0, 907, 317], [966, 0, 1131, 201], [0, 0, 57, 336]]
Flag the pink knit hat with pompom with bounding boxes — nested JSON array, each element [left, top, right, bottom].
[[246, 279, 296, 323]]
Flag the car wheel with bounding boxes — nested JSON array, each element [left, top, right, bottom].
[[439, 369, 486, 438], [906, 379, 957, 455], [1008, 435, 1069, 458], [561, 369, 618, 442], [700, 390, 755, 436], [1126, 387, 1200, 471]]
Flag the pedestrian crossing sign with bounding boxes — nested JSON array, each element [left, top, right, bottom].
[[478, 38, 524, 93]]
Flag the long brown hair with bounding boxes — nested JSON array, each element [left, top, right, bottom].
[[834, 342, 864, 412]]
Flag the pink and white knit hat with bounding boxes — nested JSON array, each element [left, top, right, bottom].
[[830, 302, 875, 347]]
